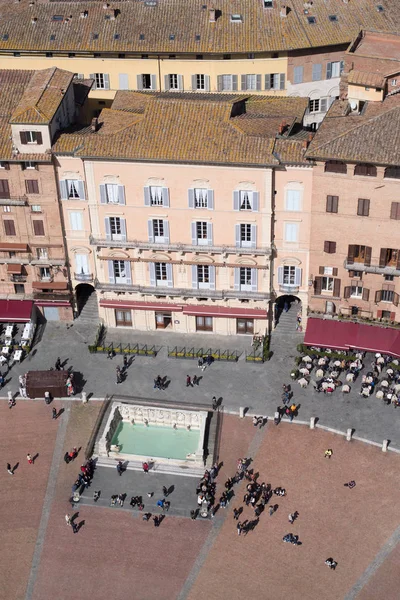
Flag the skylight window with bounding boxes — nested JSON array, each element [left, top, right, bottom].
[[169, 34, 175, 40], [230, 14, 243, 22], [52, 15, 63, 22], [2, 34, 8, 41], [195, 34, 201, 41], [139, 33, 145, 40], [92, 33, 99, 40], [114, 33, 120, 40], [377, 4, 384, 12], [50, 34, 56, 40], [264, 0, 273, 7], [329, 15, 338, 22], [307, 16, 316, 24]]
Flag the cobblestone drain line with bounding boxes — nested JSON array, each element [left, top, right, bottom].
[[24, 404, 71, 600], [344, 524, 400, 600], [176, 425, 267, 600]]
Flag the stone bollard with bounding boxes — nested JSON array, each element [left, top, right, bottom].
[[81, 391, 88, 404], [346, 428, 353, 441], [382, 439, 389, 452], [310, 417, 316, 429], [239, 407, 245, 418]]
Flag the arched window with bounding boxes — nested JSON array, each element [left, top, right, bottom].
[[354, 163, 377, 177], [324, 160, 347, 174], [384, 166, 400, 179]]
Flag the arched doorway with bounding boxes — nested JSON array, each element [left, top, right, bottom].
[[274, 295, 302, 329], [75, 283, 95, 315]]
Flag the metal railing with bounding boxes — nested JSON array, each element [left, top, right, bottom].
[[74, 272, 94, 282]]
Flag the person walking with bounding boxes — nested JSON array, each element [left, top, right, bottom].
[[198, 357, 204, 369], [8, 393, 16, 409], [289, 403, 297, 422], [237, 522, 242, 536], [55, 357, 61, 371], [7, 463, 14, 475], [26, 453, 33, 465], [193, 375, 199, 386], [325, 558, 337, 570], [71, 522, 79, 534], [123, 355, 128, 371], [116, 460, 124, 476], [186, 375, 192, 387], [269, 505, 275, 516], [142, 461, 149, 473], [116, 366, 122, 385], [52, 407, 57, 420], [65, 514, 71, 526], [324, 449, 333, 459], [212, 396, 218, 411], [233, 507, 240, 520], [288, 513, 294, 524]]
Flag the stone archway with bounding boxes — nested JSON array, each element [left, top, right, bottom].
[[274, 294, 302, 329], [75, 283, 95, 315]]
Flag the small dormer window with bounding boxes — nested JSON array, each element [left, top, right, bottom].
[[50, 34, 56, 41], [139, 33, 145, 40], [329, 15, 338, 22], [377, 4, 384, 12], [2, 34, 9, 41], [169, 34, 175, 41], [391, 79, 397, 87], [307, 16, 316, 24], [52, 15, 63, 22], [114, 33, 120, 40], [92, 33, 99, 40], [264, 0, 273, 8], [230, 14, 243, 22], [20, 131, 43, 145]]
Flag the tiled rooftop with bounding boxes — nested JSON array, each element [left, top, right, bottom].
[[348, 31, 400, 63], [347, 70, 386, 89], [306, 94, 400, 166], [0, 0, 398, 54], [54, 92, 308, 166]]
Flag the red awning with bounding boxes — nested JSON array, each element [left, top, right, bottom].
[[32, 282, 68, 290], [7, 264, 22, 274], [99, 300, 184, 312], [304, 318, 400, 358], [0, 299, 33, 322], [182, 305, 268, 319]]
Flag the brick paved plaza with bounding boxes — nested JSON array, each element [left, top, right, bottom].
[[2, 399, 400, 600]]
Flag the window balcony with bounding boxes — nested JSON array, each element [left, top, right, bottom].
[[74, 272, 94, 282], [9, 274, 27, 283], [90, 235, 271, 257], [344, 260, 400, 276], [0, 196, 28, 206], [94, 279, 270, 301], [279, 284, 300, 294]]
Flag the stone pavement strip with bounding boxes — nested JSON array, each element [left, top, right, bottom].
[[24, 403, 71, 600], [344, 524, 400, 600]]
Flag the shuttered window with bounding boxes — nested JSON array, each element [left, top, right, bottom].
[[3, 219, 16, 236], [324, 241, 336, 254], [390, 202, 400, 220], [326, 195, 339, 213], [357, 198, 370, 216], [0, 179, 10, 198], [33, 220, 45, 236], [354, 164, 377, 177], [25, 179, 39, 194]]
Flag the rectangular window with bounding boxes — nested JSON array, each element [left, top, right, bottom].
[[4, 219, 16, 236], [94, 73, 109, 89], [324, 241, 336, 254], [312, 63, 322, 81], [241, 74, 261, 91], [141, 74, 152, 89], [31, 205, 41, 212], [325, 161, 347, 174], [155, 312, 172, 329], [322, 277, 334, 292], [24, 162, 37, 170], [113, 260, 127, 283], [0, 179, 10, 199], [20, 131, 43, 145], [326, 195, 339, 213], [239, 190, 253, 210], [194, 188, 208, 208], [240, 267, 252, 290], [197, 265, 210, 288], [309, 99, 320, 113], [265, 73, 284, 90], [390, 202, 400, 220], [237, 318, 254, 334], [109, 217, 122, 239], [382, 290, 394, 303], [66, 180, 81, 199], [293, 66, 303, 84], [40, 267, 51, 281], [283, 265, 296, 285], [153, 219, 164, 242], [155, 262, 167, 284], [284, 222, 298, 242], [196, 316, 213, 331], [3, 206, 11, 212], [196, 221, 208, 245], [150, 186, 164, 206], [221, 74, 235, 90], [115, 310, 132, 327], [196, 74, 205, 90], [350, 283, 363, 297], [0, 162, 9, 169], [327, 61, 343, 79], [25, 179, 39, 194], [69, 211, 83, 231], [169, 74, 179, 89], [285, 189, 301, 211], [37, 247, 48, 259], [240, 223, 252, 245], [357, 198, 370, 216], [33, 220, 45, 236], [105, 184, 119, 204]]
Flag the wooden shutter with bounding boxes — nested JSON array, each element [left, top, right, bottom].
[[241, 74, 247, 90], [26, 180, 37, 193], [124, 261, 132, 285], [332, 268, 338, 277], [209, 265, 216, 290], [0, 179, 10, 198], [177, 75, 184, 91], [347, 245, 355, 264], [188, 189, 195, 208], [206, 222, 213, 245], [164, 74, 169, 90], [293, 66, 303, 84], [277, 266, 284, 284], [191, 265, 198, 289], [144, 186, 151, 206], [251, 268, 258, 292], [234, 268, 240, 290], [250, 224, 256, 248], [390, 202, 400, 220], [326, 195, 332, 212], [89, 74, 96, 90], [217, 75, 223, 91], [166, 263, 173, 287], [232, 75, 238, 91], [333, 278, 341, 297], [265, 74, 271, 90], [4, 219, 16, 236], [204, 75, 210, 92], [279, 73, 285, 89], [379, 248, 387, 268], [390, 312, 396, 320], [294, 267, 301, 286], [59, 180, 68, 200], [252, 192, 259, 212], [314, 277, 322, 295], [100, 184, 107, 204], [161, 187, 169, 207], [149, 263, 156, 286], [191, 222, 197, 245], [108, 261, 115, 284], [344, 286, 351, 299], [312, 63, 322, 81], [235, 224, 241, 247], [119, 74, 129, 90], [357, 198, 370, 216], [320, 98, 328, 112], [20, 131, 27, 144], [150, 74, 157, 90], [33, 220, 44, 236], [324, 241, 336, 253], [362, 288, 370, 301], [191, 74, 197, 91], [163, 220, 169, 243], [35, 132, 43, 144], [233, 191, 240, 211], [118, 185, 126, 205], [207, 189, 214, 210], [120, 218, 127, 241], [103, 74, 110, 90], [256, 74, 262, 90], [105, 217, 111, 240], [376, 310, 382, 318], [136, 74, 143, 90], [318, 266, 325, 275], [375, 290, 382, 303], [364, 246, 372, 266], [393, 292, 399, 307], [326, 62, 332, 79], [148, 219, 154, 242], [77, 181, 85, 200]]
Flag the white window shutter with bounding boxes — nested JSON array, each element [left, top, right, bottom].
[[207, 189, 214, 210], [207, 222, 213, 245], [149, 263, 156, 286], [251, 269, 258, 292], [163, 220, 169, 243], [124, 261, 132, 284], [279, 73, 285, 89], [235, 224, 241, 247], [232, 75, 238, 91], [191, 74, 197, 90], [320, 97, 328, 112], [164, 74, 169, 90], [104, 74, 110, 90], [100, 184, 107, 204], [251, 224, 257, 248], [77, 181, 85, 200], [119, 74, 129, 90], [265, 74, 271, 90], [60, 180, 68, 200], [136, 74, 143, 90], [234, 268, 240, 290], [188, 189, 195, 208], [277, 266, 284, 284], [209, 266, 216, 290], [178, 75, 184, 90], [192, 265, 198, 289], [191, 222, 197, 245], [252, 192, 259, 212], [256, 74, 262, 90], [120, 218, 127, 241], [233, 191, 240, 211], [294, 267, 302, 286], [118, 185, 126, 205], [326, 62, 332, 79], [148, 219, 154, 242], [241, 74, 247, 90], [204, 75, 210, 92], [217, 75, 223, 91], [108, 261, 115, 283], [161, 187, 169, 207], [105, 217, 111, 240], [89, 74, 96, 90], [144, 186, 151, 206], [166, 263, 173, 287]]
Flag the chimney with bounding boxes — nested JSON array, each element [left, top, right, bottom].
[[278, 119, 287, 135], [91, 117, 99, 132], [209, 8, 216, 22], [303, 133, 313, 149], [280, 3, 288, 17]]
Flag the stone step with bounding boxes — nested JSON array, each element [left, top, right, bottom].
[[95, 455, 204, 478]]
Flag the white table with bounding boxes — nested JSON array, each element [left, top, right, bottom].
[[5, 325, 13, 337], [13, 350, 22, 363], [0, 355, 8, 365], [2, 346, 10, 355]]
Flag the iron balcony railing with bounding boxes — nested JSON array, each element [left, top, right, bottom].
[[74, 272, 94, 282]]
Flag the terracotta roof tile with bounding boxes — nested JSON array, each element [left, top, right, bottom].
[[347, 70, 386, 89]]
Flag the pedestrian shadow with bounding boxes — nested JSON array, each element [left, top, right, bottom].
[[71, 512, 79, 522], [32, 453, 39, 463], [77, 520, 85, 532], [167, 485, 174, 496], [61, 359, 69, 369], [194, 376, 203, 386], [12, 462, 19, 472], [57, 408, 65, 418]]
